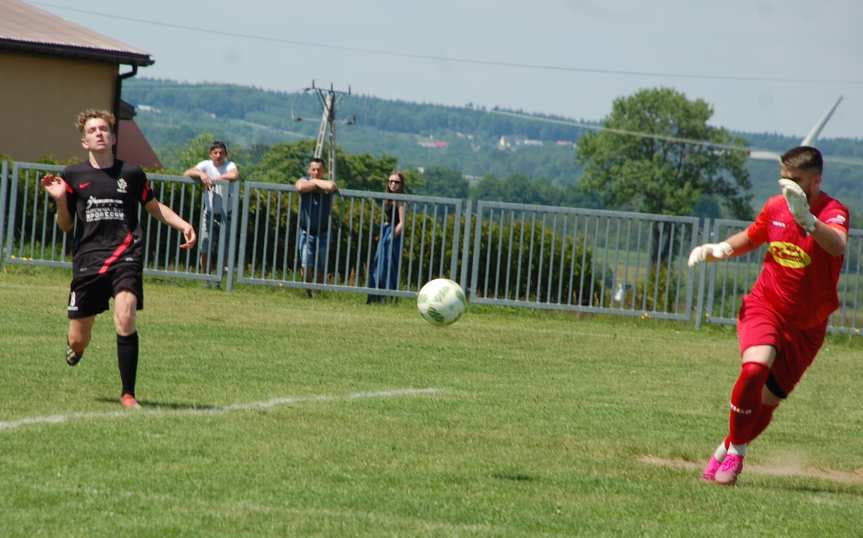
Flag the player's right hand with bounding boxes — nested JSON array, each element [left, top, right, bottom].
[[179, 224, 197, 250], [687, 242, 733, 267], [199, 173, 214, 190], [41, 174, 67, 199]]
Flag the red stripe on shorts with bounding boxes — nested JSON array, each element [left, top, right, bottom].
[[98, 232, 133, 274]]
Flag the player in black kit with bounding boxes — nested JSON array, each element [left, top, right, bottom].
[[42, 109, 196, 408]]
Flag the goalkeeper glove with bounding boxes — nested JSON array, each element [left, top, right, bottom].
[[688, 242, 733, 267], [778, 178, 817, 233]]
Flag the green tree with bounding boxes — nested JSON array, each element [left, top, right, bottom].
[[179, 133, 216, 168], [577, 88, 753, 268], [338, 151, 399, 191], [167, 132, 217, 173], [249, 140, 317, 184], [249, 140, 414, 192], [469, 173, 600, 208], [230, 143, 271, 172], [471, 174, 538, 204], [576, 87, 752, 219], [419, 166, 468, 198]]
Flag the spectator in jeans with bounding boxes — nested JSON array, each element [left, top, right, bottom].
[[295, 158, 338, 292], [184, 140, 239, 277], [367, 171, 407, 304]]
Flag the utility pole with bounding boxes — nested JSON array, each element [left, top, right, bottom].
[[305, 81, 351, 181]]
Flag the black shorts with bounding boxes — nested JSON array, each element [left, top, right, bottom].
[[67, 265, 144, 319]]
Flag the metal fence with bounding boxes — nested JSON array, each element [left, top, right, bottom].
[[1, 160, 861, 335], [234, 181, 463, 298], [0, 160, 7, 267], [469, 200, 701, 321], [0, 161, 237, 286]]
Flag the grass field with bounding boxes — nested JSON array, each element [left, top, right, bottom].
[[1, 266, 862, 537]]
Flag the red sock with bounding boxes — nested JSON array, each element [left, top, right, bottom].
[[748, 403, 778, 443], [728, 362, 770, 445]]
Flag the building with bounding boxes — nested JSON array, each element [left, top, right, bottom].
[[417, 137, 449, 149], [0, 0, 160, 167]]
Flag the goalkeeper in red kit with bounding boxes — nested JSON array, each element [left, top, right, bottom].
[[42, 110, 196, 408], [688, 146, 849, 485]]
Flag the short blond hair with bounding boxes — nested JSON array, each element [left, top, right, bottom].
[[75, 109, 115, 134]]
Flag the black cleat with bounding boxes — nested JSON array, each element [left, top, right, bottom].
[[65, 344, 82, 366]]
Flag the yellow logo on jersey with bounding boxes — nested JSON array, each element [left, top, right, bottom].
[[768, 241, 811, 269]]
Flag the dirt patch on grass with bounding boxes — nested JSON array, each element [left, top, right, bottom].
[[638, 455, 863, 485]]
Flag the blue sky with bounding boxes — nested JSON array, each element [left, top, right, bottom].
[[35, 0, 862, 139]]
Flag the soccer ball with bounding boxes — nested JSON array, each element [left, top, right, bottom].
[[417, 278, 466, 326]]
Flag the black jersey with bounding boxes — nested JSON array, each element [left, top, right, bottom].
[[62, 160, 156, 276], [383, 199, 401, 227]]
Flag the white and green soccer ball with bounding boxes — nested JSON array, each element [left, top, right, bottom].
[[417, 278, 466, 326]]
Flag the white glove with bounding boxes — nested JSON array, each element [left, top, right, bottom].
[[688, 242, 733, 267], [778, 178, 817, 233]]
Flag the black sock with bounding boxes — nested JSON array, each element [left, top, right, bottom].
[[117, 332, 139, 396]]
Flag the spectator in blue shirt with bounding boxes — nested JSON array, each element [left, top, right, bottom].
[[295, 158, 338, 290]]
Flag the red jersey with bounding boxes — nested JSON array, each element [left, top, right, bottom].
[[746, 191, 849, 328], [62, 160, 156, 277]]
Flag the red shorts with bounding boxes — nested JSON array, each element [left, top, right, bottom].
[[737, 295, 826, 398]]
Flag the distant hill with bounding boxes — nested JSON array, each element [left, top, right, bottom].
[[124, 78, 863, 214]]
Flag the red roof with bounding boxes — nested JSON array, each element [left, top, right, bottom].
[[0, 0, 153, 65], [117, 119, 162, 169]]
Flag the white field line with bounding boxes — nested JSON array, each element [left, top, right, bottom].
[[0, 388, 442, 433]]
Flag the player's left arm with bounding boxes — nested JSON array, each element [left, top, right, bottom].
[[810, 219, 847, 257], [314, 179, 338, 193], [144, 198, 196, 250], [219, 162, 239, 182]]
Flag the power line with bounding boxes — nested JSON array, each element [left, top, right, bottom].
[[33, 2, 863, 86], [491, 110, 749, 152], [489, 110, 863, 168]]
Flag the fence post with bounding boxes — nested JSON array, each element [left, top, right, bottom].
[[469, 201, 484, 302], [0, 160, 7, 269], [234, 180, 253, 286], [450, 199, 462, 281], [459, 199, 472, 293], [225, 178, 242, 292], [693, 218, 711, 330], [3, 162, 21, 266]]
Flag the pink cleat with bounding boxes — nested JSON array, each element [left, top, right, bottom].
[[702, 456, 723, 481], [714, 454, 744, 485]]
